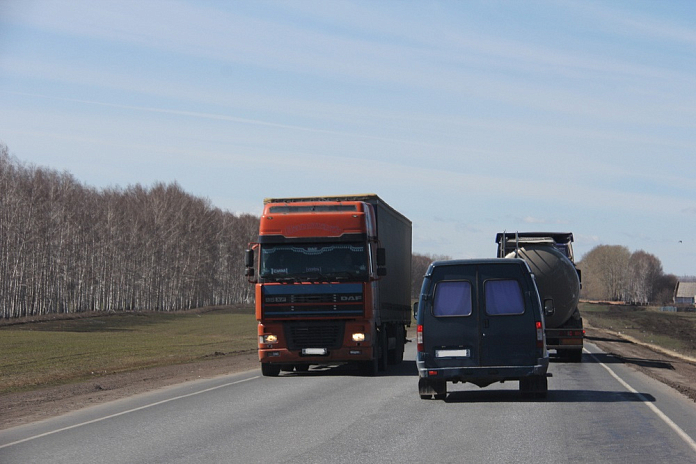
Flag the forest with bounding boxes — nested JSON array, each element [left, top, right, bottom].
[[1, 142, 680, 320], [0, 144, 258, 319]]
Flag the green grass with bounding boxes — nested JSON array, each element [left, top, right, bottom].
[[0, 306, 257, 394]]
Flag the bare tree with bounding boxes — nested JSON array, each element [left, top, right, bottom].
[[411, 252, 450, 299], [0, 143, 260, 319]]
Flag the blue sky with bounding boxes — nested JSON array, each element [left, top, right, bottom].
[[1, 0, 695, 275]]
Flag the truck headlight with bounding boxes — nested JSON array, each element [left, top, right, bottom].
[[260, 334, 278, 344], [352, 332, 365, 342]]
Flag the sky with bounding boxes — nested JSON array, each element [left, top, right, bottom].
[[1, 0, 695, 276]]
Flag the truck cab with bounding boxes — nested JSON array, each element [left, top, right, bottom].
[[416, 259, 550, 399]]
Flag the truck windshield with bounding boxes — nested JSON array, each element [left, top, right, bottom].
[[259, 244, 369, 282]]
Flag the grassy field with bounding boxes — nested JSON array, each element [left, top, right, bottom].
[[580, 302, 696, 358], [3, 302, 694, 396], [0, 306, 257, 395]]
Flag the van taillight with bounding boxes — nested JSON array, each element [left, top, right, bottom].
[[536, 321, 543, 348], [417, 325, 424, 352]]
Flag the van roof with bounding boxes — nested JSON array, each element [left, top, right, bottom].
[[428, 258, 528, 269]]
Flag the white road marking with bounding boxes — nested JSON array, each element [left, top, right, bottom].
[[587, 349, 696, 454], [0, 376, 260, 450]]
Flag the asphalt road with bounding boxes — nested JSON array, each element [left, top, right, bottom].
[[1, 342, 696, 464]]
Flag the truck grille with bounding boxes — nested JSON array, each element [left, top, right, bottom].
[[284, 321, 345, 350]]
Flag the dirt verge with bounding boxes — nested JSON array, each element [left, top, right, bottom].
[[0, 351, 259, 430], [585, 326, 696, 403]]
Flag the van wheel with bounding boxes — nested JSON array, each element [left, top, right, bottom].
[[520, 376, 548, 398], [519, 378, 532, 397], [533, 375, 548, 399], [261, 363, 281, 377], [433, 380, 447, 400]]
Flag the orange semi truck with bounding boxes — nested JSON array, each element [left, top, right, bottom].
[[245, 194, 412, 376]]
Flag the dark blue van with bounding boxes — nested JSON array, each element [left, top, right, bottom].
[[415, 259, 551, 399]]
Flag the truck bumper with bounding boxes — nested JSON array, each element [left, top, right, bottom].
[[259, 346, 374, 365]]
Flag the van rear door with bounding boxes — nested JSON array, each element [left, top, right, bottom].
[[422, 265, 480, 368], [477, 263, 537, 367]]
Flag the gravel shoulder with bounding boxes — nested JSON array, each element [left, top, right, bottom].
[[3, 326, 696, 431], [0, 351, 259, 430], [584, 326, 696, 403]]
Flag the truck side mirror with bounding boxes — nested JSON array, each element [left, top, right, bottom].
[[244, 249, 255, 278], [543, 299, 555, 317], [413, 301, 419, 319]]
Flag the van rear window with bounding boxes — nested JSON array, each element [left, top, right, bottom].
[[433, 281, 472, 317], [485, 280, 524, 315]]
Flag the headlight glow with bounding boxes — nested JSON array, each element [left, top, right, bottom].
[[352, 332, 366, 342], [260, 334, 278, 344]]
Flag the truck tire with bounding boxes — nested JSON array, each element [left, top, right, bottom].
[[261, 363, 281, 377], [388, 325, 405, 365], [378, 328, 388, 372], [358, 358, 378, 377]]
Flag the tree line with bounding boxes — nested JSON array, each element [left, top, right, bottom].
[[0, 144, 258, 319], [1, 142, 680, 319], [577, 245, 678, 305]]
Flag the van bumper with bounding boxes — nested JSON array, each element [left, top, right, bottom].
[[417, 357, 549, 383]]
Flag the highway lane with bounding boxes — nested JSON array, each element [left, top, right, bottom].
[[1, 342, 696, 463]]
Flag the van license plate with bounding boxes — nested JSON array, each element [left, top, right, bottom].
[[436, 349, 470, 358], [302, 348, 328, 355]]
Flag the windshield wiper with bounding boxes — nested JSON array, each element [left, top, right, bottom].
[[297, 271, 330, 282], [326, 271, 356, 281], [261, 272, 296, 283]]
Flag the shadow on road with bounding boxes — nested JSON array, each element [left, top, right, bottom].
[[582, 352, 674, 370], [272, 360, 419, 378], [441, 389, 656, 404]]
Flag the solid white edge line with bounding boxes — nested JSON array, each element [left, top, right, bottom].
[[587, 349, 696, 454], [0, 376, 260, 450]]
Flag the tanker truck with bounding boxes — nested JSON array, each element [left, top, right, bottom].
[[495, 232, 584, 362], [245, 194, 412, 376]]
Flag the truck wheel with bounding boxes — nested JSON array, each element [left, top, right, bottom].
[[261, 363, 281, 377], [393, 326, 405, 364], [378, 328, 388, 372], [359, 358, 378, 377], [569, 350, 583, 363]]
